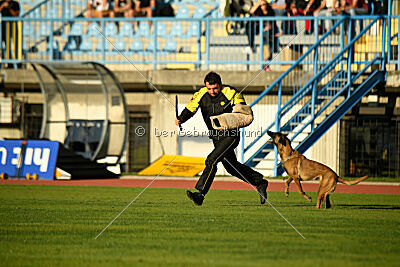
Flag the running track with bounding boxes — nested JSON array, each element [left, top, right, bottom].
[[1, 177, 400, 195]]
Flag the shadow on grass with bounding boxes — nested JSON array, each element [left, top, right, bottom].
[[336, 204, 400, 210]]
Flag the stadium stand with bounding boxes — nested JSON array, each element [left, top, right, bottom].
[[118, 22, 134, 37], [0, 0, 396, 72]]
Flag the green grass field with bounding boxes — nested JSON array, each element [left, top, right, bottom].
[[1, 184, 399, 266]]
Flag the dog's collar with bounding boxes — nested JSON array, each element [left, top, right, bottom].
[[282, 150, 295, 164]]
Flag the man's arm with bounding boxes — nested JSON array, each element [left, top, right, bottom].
[[122, 0, 133, 11], [176, 88, 207, 125], [314, 0, 327, 15], [249, 1, 262, 15], [233, 93, 246, 106], [304, 0, 316, 13], [221, 86, 246, 106], [135, 0, 141, 12], [101, 0, 108, 11], [114, 0, 120, 12], [346, 0, 358, 9], [176, 108, 195, 126], [0, 1, 9, 12]]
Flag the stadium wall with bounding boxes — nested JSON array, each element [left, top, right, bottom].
[[1, 68, 399, 176]]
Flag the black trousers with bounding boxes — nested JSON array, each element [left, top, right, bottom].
[[245, 21, 260, 50], [195, 136, 264, 195]]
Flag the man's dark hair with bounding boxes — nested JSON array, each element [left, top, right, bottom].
[[9, 1, 20, 12], [204, 71, 222, 86]]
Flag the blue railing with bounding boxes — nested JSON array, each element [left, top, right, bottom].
[[1, 15, 397, 70], [239, 16, 386, 174]]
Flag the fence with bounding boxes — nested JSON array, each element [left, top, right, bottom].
[[0, 15, 398, 70]]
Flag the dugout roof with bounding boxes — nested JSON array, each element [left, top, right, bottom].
[[31, 62, 128, 164]]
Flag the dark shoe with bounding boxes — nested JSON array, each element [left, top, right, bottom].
[[186, 190, 204, 206], [256, 181, 268, 204]]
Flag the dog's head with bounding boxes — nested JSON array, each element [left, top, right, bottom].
[[267, 130, 291, 148]]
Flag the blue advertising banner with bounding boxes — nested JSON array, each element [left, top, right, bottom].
[[0, 140, 60, 180]]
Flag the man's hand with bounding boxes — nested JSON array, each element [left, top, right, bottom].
[[175, 118, 181, 127], [0, 2, 9, 11]]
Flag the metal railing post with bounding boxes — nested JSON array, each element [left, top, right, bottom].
[[340, 18, 345, 71], [382, 16, 387, 69], [274, 81, 282, 177], [311, 17, 319, 132], [387, 1, 392, 66], [196, 19, 202, 70], [346, 18, 353, 98], [205, 19, 210, 70], [49, 19, 54, 61], [153, 19, 157, 70], [101, 20, 105, 64], [259, 17, 264, 70]]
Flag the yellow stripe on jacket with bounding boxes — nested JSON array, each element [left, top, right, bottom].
[[221, 86, 245, 105], [185, 87, 208, 113]]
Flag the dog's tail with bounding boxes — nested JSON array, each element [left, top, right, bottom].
[[337, 175, 368, 185]]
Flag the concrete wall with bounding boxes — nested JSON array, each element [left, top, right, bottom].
[[2, 68, 399, 176]]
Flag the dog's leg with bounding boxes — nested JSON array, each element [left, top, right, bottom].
[[325, 194, 331, 209], [293, 178, 312, 202], [285, 177, 293, 197], [316, 177, 335, 209], [316, 186, 323, 209]]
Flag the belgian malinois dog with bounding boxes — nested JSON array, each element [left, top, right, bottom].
[[267, 131, 368, 209]]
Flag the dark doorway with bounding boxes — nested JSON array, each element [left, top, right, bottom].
[[128, 105, 150, 172], [340, 117, 399, 177], [23, 103, 42, 139]]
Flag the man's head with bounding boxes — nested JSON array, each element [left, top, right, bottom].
[[204, 71, 222, 97]]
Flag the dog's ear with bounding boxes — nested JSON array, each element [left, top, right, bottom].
[[278, 136, 287, 146]]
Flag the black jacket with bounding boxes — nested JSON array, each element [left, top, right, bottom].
[[178, 85, 246, 139]]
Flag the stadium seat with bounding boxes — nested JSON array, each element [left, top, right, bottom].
[[64, 8, 74, 19], [40, 40, 60, 58], [174, 0, 192, 6], [156, 22, 168, 37], [163, 39, 177, 53], [118, 23, 134, 37], [109, 39, 126, 56], [201, 0, 219, 7], [96, 40, 110, 52], [105, 23, 118, 37], [23, 23, 34, 37], [184, 22, 200, 38], [22, 41, 27, 55], [47, 40, 59, 51], [70, 23, 83, 36], [32, 8, 41, 18], [169, 22, 183, 38], [86, 23, 100, 37], [63, 38, 78, 51], [129, 39, 144, 53], [112, 40, 126, 51], [40, 23, 51, 36], [140, 40, 159, 56], [80, 39, 94, 51], [46, 7, 58, 18], [134, 22, 151, 37], [192, 6, 207, 18], [176, 6, 190, 18]]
